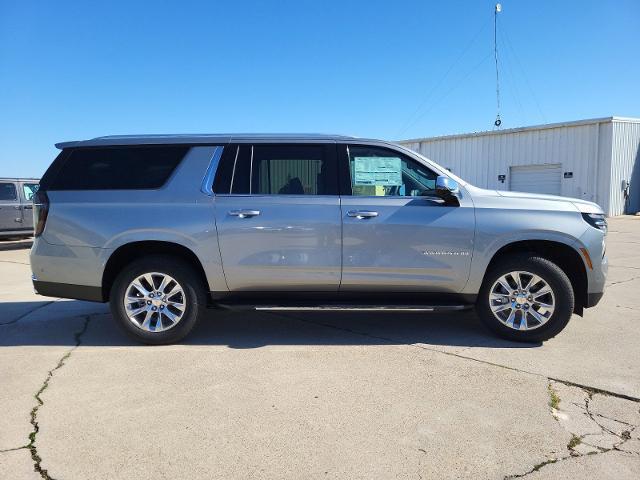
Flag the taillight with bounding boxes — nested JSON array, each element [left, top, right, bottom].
[[33, 190, 49, 237]]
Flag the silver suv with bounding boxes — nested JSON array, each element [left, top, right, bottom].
[[30, 135, 607, 344]]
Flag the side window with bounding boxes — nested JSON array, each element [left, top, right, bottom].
[[347, 145, 438, 197], [22, 183, 39, 201], [221, 144, 338, 195], [46, 146, 189, 190], [0, 182, 18, 201]]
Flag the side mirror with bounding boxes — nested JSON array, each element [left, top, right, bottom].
[[435, 176, 459, 197]]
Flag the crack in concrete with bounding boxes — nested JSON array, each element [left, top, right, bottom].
[[273, 311, 640, 402], [608, 275, 640, 287], [27, 315, 91, 480], [268, 312, 640, 478], [0, 301, 57, 326], [0, 445, 29, 453], [504, 381, 639, 478], [0, 259, 30, 266]]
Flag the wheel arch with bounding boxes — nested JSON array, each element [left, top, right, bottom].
[[102, 241, 210, 302], [483, 240, 588, 315]]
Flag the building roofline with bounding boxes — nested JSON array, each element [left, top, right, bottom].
[[398, 116, 640, 144]]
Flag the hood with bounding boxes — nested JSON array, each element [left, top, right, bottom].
[[464, 184, 604, 214], [495, 189, 604, 214]]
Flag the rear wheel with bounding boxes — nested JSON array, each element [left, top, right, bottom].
[[109, 255, 206, 344], [476, 255, 574, 342]]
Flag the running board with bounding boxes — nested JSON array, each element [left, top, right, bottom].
[[218, 304, 472, 312]]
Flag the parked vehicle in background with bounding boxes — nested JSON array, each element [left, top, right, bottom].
[[0, 178, 39, 239], [30, 135, 607, 345]]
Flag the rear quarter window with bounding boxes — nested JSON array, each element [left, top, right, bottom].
[[46, 146, 189, 190]]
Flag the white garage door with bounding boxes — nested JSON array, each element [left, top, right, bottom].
[[510, 164, 562, 196]]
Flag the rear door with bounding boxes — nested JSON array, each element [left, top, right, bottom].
[[214, 143, 342, 291], [0, 181, 21, 232], [339, 144, 475, 293]]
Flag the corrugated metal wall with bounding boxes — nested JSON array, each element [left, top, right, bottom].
[[399, 118, 640, 215], [610, 120, 640, 215]]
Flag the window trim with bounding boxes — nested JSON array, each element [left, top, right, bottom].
[[338, 143, 440, 198]]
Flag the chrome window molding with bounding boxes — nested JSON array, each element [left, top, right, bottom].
[[200, 146, 223, 196]]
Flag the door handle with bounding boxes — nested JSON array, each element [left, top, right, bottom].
[[24, 205, 33, 209], [228, 209, 261, 218], [347, 210, 379, 219]]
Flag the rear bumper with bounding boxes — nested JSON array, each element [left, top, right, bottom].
[[33, 280, 104, 302], [586, 291, 604, 308]]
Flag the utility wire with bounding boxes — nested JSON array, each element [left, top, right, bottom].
[[400, 51, 494, 138], [498, 35, 527, 125], [395, 18, 491, 138], [500, 19, 547, 123]]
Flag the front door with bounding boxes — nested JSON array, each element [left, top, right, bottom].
[[215, 143, 342, 291], [19, 182, 39, 231], [339, 144, 475, 293]]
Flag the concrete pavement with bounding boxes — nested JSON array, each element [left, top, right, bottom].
[[1, 218, 639, 479]]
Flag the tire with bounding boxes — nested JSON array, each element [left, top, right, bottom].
[[109, 255, 206, 345], [476, 254, 574, 342]]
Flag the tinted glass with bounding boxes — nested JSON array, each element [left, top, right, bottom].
[[22, 183, 39, 201], [0, 182, 17, 201], [347, 145, 437, 197], [47, 146, 189, 190], [212, 145, 238, 194], [228, 144, 337, 195]]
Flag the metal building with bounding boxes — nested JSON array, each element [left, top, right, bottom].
[[399, 116, 640, 216]]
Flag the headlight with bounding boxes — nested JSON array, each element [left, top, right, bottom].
[[581, 213, 607, 234]]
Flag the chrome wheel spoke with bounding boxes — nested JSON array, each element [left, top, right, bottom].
[[124, 272, 185, 333], [157, 275, 170, 294], [527, 308, 547, 324], [504, 309, 517, 328], [140, 309, 153, 330], [127, 305, 147, 317], [497, 278, 513, 294], [523, 274, 541, 291], [131, 280, 150, 297], [519, 313, 528, 330], [533, 288, 552, 298], [534, 300, 553, 309], [515, 272, 524, 290], [491, 303, 512, 313], [162, 309, 179, 323]]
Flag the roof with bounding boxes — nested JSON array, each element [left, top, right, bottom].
[[0, 178, 40, 182], [399, 116, 640, 144], [55, 133, 358, 149]]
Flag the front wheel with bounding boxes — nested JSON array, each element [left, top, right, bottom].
[[476, 255, 574, 342], [109, 255, 206, 345]]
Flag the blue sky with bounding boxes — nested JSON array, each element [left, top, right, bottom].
[[1, 0, 639, 177]]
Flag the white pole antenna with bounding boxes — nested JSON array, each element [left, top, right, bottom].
[[494, 3, 502, 128]]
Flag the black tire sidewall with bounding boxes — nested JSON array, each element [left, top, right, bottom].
[[109, 256, 205, 345], [477, 255, 574, 342]]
